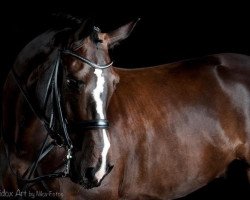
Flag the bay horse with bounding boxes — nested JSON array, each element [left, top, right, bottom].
[[1, 16, 250, 199]]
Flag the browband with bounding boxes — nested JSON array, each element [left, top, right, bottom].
[[62, 49, 113, 69]]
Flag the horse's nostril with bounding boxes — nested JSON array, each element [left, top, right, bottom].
[[107, 165, 114, 173], [85, 167, 95, 180]]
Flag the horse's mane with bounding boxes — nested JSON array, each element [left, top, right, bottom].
[[49, 13, 83, 30], [12, 13, 84, 78], [13, 13, 99, 80]]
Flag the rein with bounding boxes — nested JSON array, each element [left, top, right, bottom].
[[2, 49, 112, 191]]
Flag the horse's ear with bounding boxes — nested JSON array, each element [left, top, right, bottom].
[[74, 18, 94, 41], [107, 18, 140, 48]]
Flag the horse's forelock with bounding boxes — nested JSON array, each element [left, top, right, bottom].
[[91, 26, 103, 44]]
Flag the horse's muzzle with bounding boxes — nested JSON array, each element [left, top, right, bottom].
[[69, 164, 114, 189]]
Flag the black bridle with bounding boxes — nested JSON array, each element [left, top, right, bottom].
[[3, 49, 113, 191]]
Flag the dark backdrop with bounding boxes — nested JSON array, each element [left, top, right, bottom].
[[2, 2, 250, 72], [1, 1, 250, 199]]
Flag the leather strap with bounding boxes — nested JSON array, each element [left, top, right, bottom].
[[62, 49, 113, 69], [69, 119, 109, 131]]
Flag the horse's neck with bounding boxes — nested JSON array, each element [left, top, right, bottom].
[[13, 30, 61, 81], [108, 65, 172, 149], [4, 31, 60, 152]]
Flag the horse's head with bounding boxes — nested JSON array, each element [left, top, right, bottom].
[[58, 19, 139, 188]]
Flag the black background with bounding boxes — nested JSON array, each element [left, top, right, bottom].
[[1, 1, 250, 199], [2, 2, 250, 75]]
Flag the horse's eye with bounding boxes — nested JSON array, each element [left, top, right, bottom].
[[66, 78, 84, 90]]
